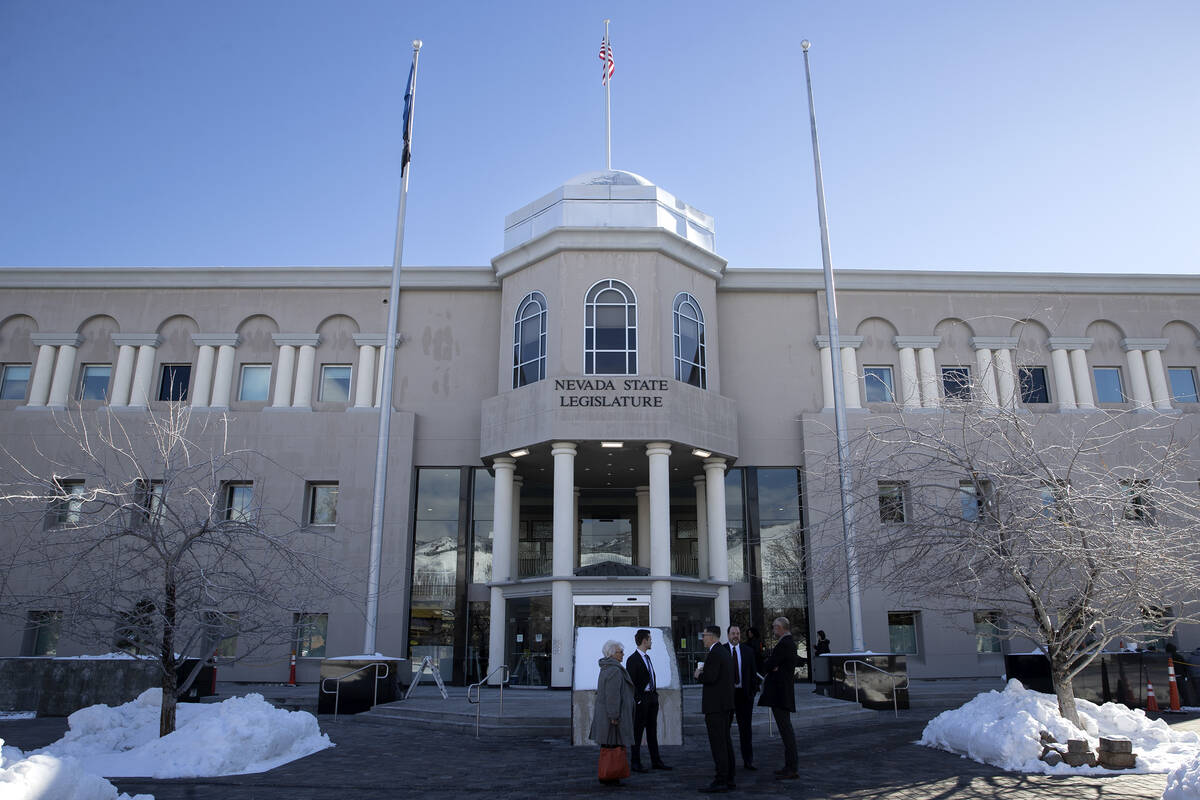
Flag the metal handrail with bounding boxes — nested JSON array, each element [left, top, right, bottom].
[[844, 659, 909, 717], [466, 665, 510, 739], [319, 661, 390, 719]]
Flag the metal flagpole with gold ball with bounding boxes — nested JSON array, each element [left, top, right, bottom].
[[600, 21, 614, 169]]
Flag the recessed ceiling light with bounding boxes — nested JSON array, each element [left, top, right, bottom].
[[691, 448, 712, 458], [601, 441, 624, 448], [509, 448, 529, 458]]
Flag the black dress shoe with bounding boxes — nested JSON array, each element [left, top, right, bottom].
[[699, 783, 728, 794], [775, 771, 799, 780], [631, 764, 649, 773], [652, 762, 673, 770], [743, 764, 757, 771]]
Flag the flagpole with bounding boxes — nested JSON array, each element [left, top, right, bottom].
[[363, 38, 422, 656], [603, 19, 612, 170], [800, 39, 865, 653]]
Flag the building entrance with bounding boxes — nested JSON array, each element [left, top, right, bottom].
[[573, 595, 650, 628]]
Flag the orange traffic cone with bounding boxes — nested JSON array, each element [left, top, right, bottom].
[[1146, 679, 1160, 712], [1167, 658, 1183, 712]]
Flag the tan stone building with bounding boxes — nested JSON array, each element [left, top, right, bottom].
[[1, 169, 1197, 685]]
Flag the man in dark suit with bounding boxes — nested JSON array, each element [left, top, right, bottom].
[[757, 616, 800, 779], [695, 624, 735, 793], [726, 624, 760, 770], [625, 628, 671, 772]]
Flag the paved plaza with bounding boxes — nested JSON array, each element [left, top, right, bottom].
[[0, 681, 1195, 799]]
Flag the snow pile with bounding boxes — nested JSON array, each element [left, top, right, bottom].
[[920, 679, 1200, 775], [0, 739, 151, 800], [1164, 750, 1200, 800], [37, 689, 332, 778]]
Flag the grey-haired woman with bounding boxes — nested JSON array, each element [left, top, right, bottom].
[[591, 639, 635, 785]]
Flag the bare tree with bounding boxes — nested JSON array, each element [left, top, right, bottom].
[[809, 391, 1200, 726], [0, 404, 351, 735]]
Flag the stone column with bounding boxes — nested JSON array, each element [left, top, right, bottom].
[[354, 345, 376, 408], [994, 349, 1017, 409], [1137, 342, 1172, 410], [704, 457, 730, 635], [293, 344, 317, 409], [971, 337, 1018, 408], [550, 442, 576, 689], [487, 457, 516, 686], [894, 343, 920, 409], [1048, 345, 1077, 410], [128, 339, 162, 408], [694, 475, 709, 579], [902, 336, 942, 408], [47, 340, 81, 407], [270, 339, 296, 408], [1122, 339, 1164, 411], [510, 476, 523, 580], [26, 338, 61, 407], [970, 342, 999, 406], [210, 342, 239, 408], [636, 486, 651, 569], [108, 343, 137, 407], [818, 345, 833, 409], [374, 346, 385, 407], [190, 345, 216, 408], [815, 336, 863, 409], [646, 443, 672, 627]]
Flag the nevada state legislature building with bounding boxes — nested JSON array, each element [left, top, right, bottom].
[[0, 169, 1198, 687]]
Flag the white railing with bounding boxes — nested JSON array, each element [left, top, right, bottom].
[[319, 661, 390, 719], [844, 659, 909, 717], [466, 664, 511, 738]]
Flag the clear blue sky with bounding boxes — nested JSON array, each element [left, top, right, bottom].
[[2, 1, 1197, 273]]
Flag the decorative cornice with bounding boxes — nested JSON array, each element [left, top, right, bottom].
[[31, 333, 83, 347], [490, 227, 728, 280], [1048, 337, 1093, 351], [1121, 338, 1169, 352], [893, 336, 942, 349], [0, 266, 498, 290], [271, 333, 321, 347], [814, 336, 864, 349], [191, 333, 241, 347], [717, 268, 1200, 295], [970, 336, 1020, 350], [111, 333, 162, 348], [352, 333, 405, 347]]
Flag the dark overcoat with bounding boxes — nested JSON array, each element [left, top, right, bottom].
[[758, 633, 799, 711], [698, 641, 735, 713]]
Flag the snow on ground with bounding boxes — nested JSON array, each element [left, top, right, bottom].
[[1164, 750, 1200, 800], [36, 689, 332, 778], [0, 713, 35, 721], [920, 679, 1200, 776], [0, 739, 152, 800]]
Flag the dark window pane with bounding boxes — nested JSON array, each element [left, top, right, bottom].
[[628, 354, 636, 374], [595, 328, 624, 350], [1, 365, 31, 400], [627, 329, 636, 349], [585, 353, 594, 373], [595, 352, 625, 374], [864, 367, 894, 403], [941, 367, 971, 400], [158, 365, 191, 401], [1019, 367, 1050, 404]]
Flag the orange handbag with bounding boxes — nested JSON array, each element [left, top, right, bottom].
[[598, 722, 630, 781]]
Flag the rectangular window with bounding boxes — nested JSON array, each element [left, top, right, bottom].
[[307, 482, 338, 525], [1121, 479, 1153, 523], [293, 612, 328, 658], [974, 611, 1002, 654], [1093, 367, 1125, 403], [864, 366, 895, 403], [1168, 367, 1199, 403], [238, 364, 272, 403], [77, 364, 112, 400], [224, 482, 253, 522], [959, 477, 993, 523], [1, 364, 32, 400], [47, 480, 86, 527], [158, 364, 191, 402], [319, 365, 352, 402], [206, 611, 239, 658], [1040, 479, 1070, 521], [877, 481, 907, 523], [471, 468, 494, 584], [22, 610, 62, 656], [134, 479, 165, 526], [1019, 366, 1050, 404], [410, 468, 463, 674], [941, 366, 972, 400], [887, 611, 919, 655]]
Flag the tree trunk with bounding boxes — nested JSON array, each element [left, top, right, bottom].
[[1051, 668, 1082, 728], [160, 579, 178, 737]]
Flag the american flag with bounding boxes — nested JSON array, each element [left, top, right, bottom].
[[599, 36, 614, 85]]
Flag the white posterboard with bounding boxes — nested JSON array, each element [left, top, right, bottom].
[[573, 626, 676, 691]]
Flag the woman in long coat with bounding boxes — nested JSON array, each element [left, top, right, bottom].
[[590, 639, 635, 785]]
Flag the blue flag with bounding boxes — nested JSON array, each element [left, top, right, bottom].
[[401, 58, 416, 170]]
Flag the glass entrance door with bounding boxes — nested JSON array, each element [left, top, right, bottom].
[[573, 594, 650, 629]]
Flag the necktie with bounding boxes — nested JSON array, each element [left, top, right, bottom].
[[645, 653, 655, 691], [733, 645, 741, 687]]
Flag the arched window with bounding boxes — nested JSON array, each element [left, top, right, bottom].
[[673, 293, 706, 388], [512, 292, 547, 388], [585, 279, 637, 375]]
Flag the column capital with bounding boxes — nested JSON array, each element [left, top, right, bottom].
[[1121, 338, 1169, 352], [492, 456, 516, 472], [969, 336, 1019, 350], [635, 485, 650, 496], [893, 335, 941, 350], [550, 441, 577, 456], [110, 333, 160, 348], [32, 333, 83, 347], [191, 333, 241, 347], [703, 456, 727, 473], [352, 333, 405, 347], [1048, 337, 1093, 351], [814, 335, 863, 349], [645, 442, 672, 458], [272, 333, 321, 347], [692, 474, 707, 487]]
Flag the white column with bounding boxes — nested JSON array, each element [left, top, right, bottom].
[[292, 345, 317, 409], [108, 344, 136, 407], [272, 345, 295, 407], [818, 346, 833, 409], [1069, 349, 1095, 409], [918, 347, 939, 408], [487, 457, 516, 686], [693, 475, 709, 580], [973, 346, 998, 406], [636, 486, 651, 569], [210, 344, 237, 408], [191, 346, 216, 408], [1122, 343, 1152, 410], [994, 349, 1017, 409], [510, 476, 522, 580], [1143, 348, 1172, 411], [897, 346, 920, 409], [841, 346, 862, 408], [1049, 347, 1077, 410], [47, 343, 79, 407], [550, 442, 576, 689], [25, 343, 57, 407], [704, 458, 730, 635], [354, 345, 376, 408], [129, 344, 158, 407], [374, 346, 385, 407], [646, 443, 672, 628]]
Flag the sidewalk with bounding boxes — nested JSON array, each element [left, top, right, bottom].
[[0, 681, 1194, 799]]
